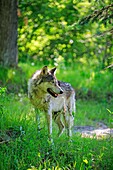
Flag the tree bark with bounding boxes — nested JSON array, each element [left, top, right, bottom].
[[0, 0, 18, 67]]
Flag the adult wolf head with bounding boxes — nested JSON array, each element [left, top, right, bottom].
[[36, 66, 63, 97]]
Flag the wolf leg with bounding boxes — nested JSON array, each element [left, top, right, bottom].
[[63, 99, 75, 137], [35, 108, 40, 131], [45, 109, 53, 141], [53, 112, 65, 137], [63, 112, 74, 137]]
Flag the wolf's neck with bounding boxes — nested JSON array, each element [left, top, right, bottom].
[[32, 85, 48, 98]]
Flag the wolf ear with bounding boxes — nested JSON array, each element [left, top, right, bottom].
[[50, 67, 57, 75], [41, 66, 48, 75]]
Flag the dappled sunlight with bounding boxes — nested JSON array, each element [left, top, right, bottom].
[[18, 0, 113, 67]]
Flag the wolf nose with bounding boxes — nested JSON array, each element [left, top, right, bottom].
[[60, 90, 63, 94]]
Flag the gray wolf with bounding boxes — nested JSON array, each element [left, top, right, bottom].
[[28, 66, 75, 140]]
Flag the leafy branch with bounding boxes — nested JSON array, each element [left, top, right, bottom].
[[79, 4, 113, 25]]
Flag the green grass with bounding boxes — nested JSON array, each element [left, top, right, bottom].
[[76, 99, 113, 128], [0, 62, 113, 169], [0, 62, 113, 101], [0, 91, 113, 170], [56, 64, 113, 101]]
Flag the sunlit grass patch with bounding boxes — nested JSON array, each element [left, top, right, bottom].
[[0, 62, 113, 102], [0, 61, 113, 169], [0, 90, 113, 169], [56, 63, 113, 101], [76, 99, 113, 128]]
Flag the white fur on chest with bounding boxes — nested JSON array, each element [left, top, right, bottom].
[[50, 95, 65, 112]]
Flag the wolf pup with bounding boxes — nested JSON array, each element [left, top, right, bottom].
[[28, 66, 75, 140]]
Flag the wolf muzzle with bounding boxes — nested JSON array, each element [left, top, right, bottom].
[[47, 88, 63, 98]]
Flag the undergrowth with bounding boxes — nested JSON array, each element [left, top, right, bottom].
[[0, 62, 113, 169], [0, 62, 113, 101], [0, 87, 113, 169]]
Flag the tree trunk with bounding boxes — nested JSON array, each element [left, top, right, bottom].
[[0, 0, 18, 67]]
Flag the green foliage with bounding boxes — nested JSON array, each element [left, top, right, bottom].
[[79, 4, 113, 25], [56, 62, 113, 102], [18, 0, 113, 67], [0, 65, 29, 93], [0, 62, 113, 101], [0, 87, 6, 96]]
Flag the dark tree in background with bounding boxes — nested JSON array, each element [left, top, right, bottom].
[[0, 0, 18, 67]]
